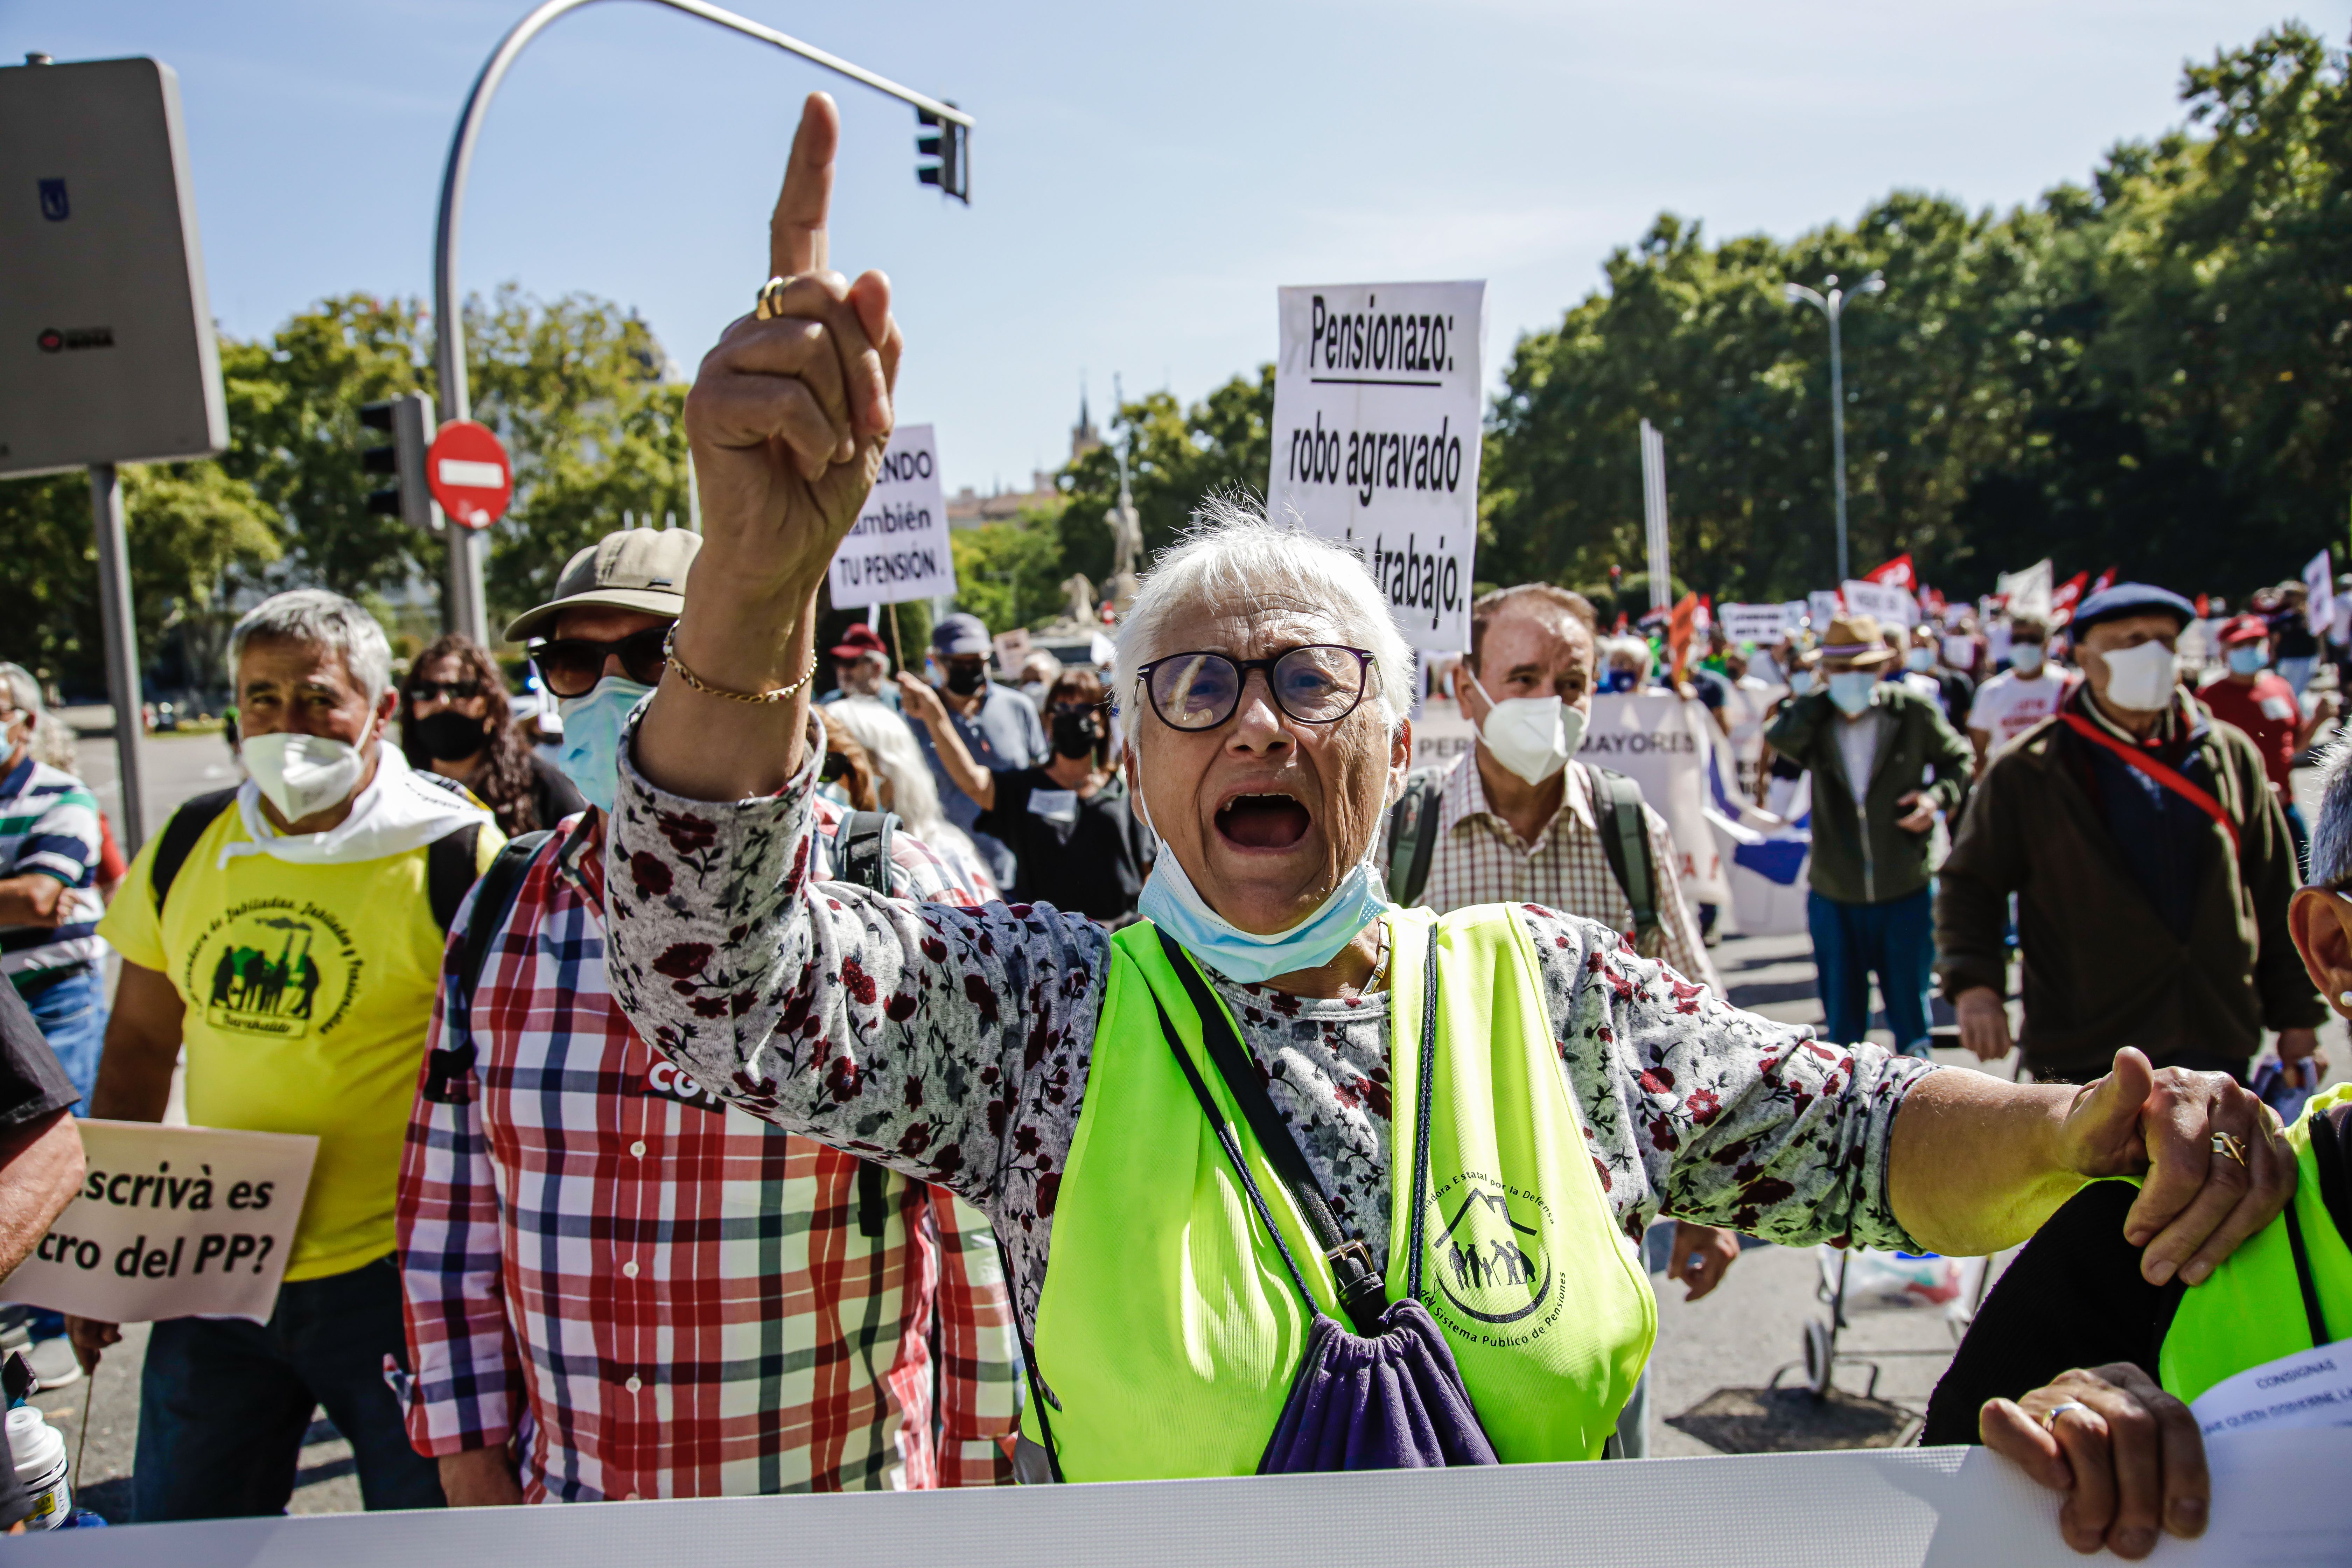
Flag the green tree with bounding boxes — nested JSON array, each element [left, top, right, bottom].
[[1055, 368, 1275, 590], [950, 506, 1071, 634]]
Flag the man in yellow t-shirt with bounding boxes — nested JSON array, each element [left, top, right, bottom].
[[72, 590, 500, 1521]]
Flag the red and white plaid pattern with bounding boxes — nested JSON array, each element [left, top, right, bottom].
[[1408, 756, 1722, 994], [397, 807, 1017, 1500]]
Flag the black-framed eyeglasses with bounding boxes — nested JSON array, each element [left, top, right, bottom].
[[1134, 645, 1375, 732], [529, 626, 669, 698], [405, 678, 483, 705]]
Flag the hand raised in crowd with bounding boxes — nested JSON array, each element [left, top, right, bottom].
[[2056, 1047, 2292, 1288], [643, 91, 904, 803], [893, 668, 947, 725], [1980, 1363, 2206, 1560], [1892, 788, 1937, 834], [1954, 985, 2014, 1062]]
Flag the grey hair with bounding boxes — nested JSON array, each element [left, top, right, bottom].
[[1111, 495, 1415, 744], [2308, 740, 2352, 888], [0, 663, 42, 719], [824, 695, 983, 864], [227, 589, 393, 701], [29, 713, 78, 773], [1601, 636, 1655, 679]]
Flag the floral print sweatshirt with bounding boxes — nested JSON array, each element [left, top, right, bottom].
[[602, 722, 1934, 1338]]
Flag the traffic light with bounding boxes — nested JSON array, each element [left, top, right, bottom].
[[916, 103, 968, 203], [359, 391, 442, 532]]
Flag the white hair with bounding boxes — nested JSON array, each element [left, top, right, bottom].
[[1602, 636, 1654, 679], [1111, 495, 1414, 745], [0, 662, 42, 719], [227, 589, 393, 702], [825, 696, 985, 864]]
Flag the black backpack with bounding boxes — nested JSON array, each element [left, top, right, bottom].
[[149, 786, 484, 931], [1383, 762, 1664, 953], [428, 808, 906, 1240]]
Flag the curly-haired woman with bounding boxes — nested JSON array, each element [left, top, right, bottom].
[[399, 633, 583, 837]]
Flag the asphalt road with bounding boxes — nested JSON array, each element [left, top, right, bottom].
[[43, 719, 2352, 1508]]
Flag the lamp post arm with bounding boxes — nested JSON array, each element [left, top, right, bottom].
[[433, 0, 973, 425]]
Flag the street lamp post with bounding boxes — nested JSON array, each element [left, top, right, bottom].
[[1783, 271, 1883, 584], [433, 0, 975, 643]]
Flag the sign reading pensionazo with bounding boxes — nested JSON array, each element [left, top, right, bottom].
[[0, 1121, 316, 1323], [1269, 281, 1486, 653], [826, 423, 955, 608]]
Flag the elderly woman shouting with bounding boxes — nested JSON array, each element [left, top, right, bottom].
[[606, 97, 2289, 1498]]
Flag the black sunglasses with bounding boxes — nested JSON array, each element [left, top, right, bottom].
[[1133, 646, 1375, 732], [405, 679, 483, 704], [530, 626, 669, 698]]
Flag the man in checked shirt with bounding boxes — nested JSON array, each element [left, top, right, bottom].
[[1386, 584, 1741, 1454], [397, 528, 1018, 1503]]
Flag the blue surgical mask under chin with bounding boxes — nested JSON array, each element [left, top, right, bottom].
[[556, 675, 656, 815], [1828, 670, 1878, 716], [1131, 782, 1388, 985], [2226, 646, 2268, 676]]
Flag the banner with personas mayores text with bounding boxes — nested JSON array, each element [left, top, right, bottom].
[[826, 423, 955, 609], [0, 1121, 316, 1323], [1269, 281, 1485, 654], [1578, 693, 1728, 906]]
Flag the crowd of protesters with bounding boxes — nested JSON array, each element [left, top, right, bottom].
[[0, 96, 2338, 1560]]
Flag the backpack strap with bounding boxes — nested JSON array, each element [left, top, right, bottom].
[[830, 807, 904, 1239], [1383, 764, 1451, 907], [1587, 765, 1663, 951], [421, 828, 552, 1105], [148, 787, 240, 916], [427, 825, 486, 933]]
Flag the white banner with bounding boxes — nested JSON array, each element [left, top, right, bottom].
[[2304, 548, 2334, 636], [1578, 693, 1727, 905], [826, 424, 955, 609], [1841, 579, 1917, 629], [1808, 589, 1842, 630], [1996, 559, 2053, 623], [1719, 602, 1804, 646], [1269, 281, 1485, 652], [0, 1120, 316, 1323]]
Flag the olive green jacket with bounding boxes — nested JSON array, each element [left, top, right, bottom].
[[1764, 682, 1973, 906]]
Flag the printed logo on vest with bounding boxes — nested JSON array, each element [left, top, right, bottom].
[[182, 899, 361, 1039], [1420, 1170, 1565, 1345]]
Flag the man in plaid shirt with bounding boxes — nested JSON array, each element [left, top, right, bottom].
[[1392, 584, 1737, 1455], [397, 532, 1016, 1503]]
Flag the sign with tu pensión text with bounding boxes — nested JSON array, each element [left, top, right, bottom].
[[0, 1120, 316, 1323], [826, 423, 956, 609]]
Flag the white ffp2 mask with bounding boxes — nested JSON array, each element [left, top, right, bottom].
[[2098, 640, 2178, 713], [243, 732, 368, 823], [1471, 675, 1586, 786]]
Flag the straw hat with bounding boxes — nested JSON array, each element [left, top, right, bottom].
[[1816, 614, 1897, 670]]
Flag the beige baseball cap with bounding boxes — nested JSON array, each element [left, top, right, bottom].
[[504, 527, 702, 642]]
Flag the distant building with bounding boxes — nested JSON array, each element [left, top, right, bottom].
[[947, 386, 1100, 530]]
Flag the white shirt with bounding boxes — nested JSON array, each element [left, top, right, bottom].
[[1967, 668, 2071, 754], [1835, 710, 1881, 805]]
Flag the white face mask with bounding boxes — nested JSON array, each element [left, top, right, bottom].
[[2010, 645, 2046, 677], [243, 732, 369, 823], [1470, 674, 1586, 785], [2097, 639, 2178, 713]]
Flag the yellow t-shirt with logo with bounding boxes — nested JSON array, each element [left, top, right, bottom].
[[99, 807, 501, 1281]]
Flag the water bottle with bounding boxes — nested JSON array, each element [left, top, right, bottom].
[[6, 1405, 70, 1529]]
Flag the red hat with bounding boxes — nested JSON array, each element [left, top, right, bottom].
[[829, 623, 889, 662], [2215, 614, 2270, 647]]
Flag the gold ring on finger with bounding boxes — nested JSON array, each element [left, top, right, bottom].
[[2041, 1400, 2088, 1433], [2211, 1131, 2248, 1168], [755, 276, 790, 320]]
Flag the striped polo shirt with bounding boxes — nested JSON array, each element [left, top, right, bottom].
[[0, 755, 106, 985]]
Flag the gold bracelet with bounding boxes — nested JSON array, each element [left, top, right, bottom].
[[663, 623, 819, 705]]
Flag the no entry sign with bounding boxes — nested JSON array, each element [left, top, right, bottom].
[[426, 419, 511, 530]]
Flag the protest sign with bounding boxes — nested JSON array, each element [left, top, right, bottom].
[[1841, 578, 1917, 629], [825, 424, 955, 609], [1579, 693, 1726, 905], [1808, 589, 1842, 630], [0, 1120, 316, 1323], [2304, 548, 2334, 635], [1410, 691, 1476, 772], [1269, 281, 1485, 652], [1719, 602, 1804, 646]]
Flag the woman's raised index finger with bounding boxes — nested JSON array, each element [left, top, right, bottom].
[[770, 92, 839, 278]]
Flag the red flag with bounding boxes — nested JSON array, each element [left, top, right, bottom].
[[2195, 593, 2210, 618], [1864, 553, 1916, 591], [1919, 585, 1946, 617], [1667, 593, 1699, 679], [2089, 565, 2118, 595], [2050, 570, 2092, 624]]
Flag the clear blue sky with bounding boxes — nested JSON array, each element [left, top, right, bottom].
[[3, 0, 2318, 496]]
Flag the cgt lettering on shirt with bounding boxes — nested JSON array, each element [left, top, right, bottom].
[[639, 1058, 727, 1114]]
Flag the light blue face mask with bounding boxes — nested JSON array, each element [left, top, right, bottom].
[[1131, 775, 1389, 985], [2226, 646, 2268, 677], [1827, 670, 1878, 716], [556, 676, 655, 815]]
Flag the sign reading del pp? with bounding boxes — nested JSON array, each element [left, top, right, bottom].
[[0, 1121, 317, 1324]]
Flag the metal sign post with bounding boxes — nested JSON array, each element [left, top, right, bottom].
[[86, 464, 148, 848]]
